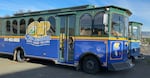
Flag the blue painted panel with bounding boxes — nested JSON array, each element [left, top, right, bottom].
[[22, 39, 59, 58], [107, 40, 128, 63], [0, 38, 59, 59], [130, 42, 140, 49], [74, 40, 107, 63], [0, 38, 22, 54], [129, 42, 140, 56]]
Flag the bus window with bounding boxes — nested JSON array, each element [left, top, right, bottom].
[[20, 19, 26, 35], [69, 15, 75, 36], [12, 20, 18, 35], [132, 26, 138, 39], [93, 12, 108, 36], [47, 16, 56, 35], [60, 16, 66, 33], [6, 21, 11, 33], [79, 13, 92, 36], [38, 17, 44, 22], [111, 14, 127, 37], [28, 18, 34, 25]]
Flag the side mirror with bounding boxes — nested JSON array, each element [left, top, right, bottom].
[[103, 14, 108, 26]]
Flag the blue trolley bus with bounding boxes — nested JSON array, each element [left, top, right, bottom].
[[128, 21, 144, 61], [0, 5, 134, 73]]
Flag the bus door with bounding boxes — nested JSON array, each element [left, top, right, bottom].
[[59, 15, 75, 63]]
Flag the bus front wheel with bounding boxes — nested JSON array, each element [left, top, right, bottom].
[[82, 56, 100, 74], [16, 49, 25, 62]]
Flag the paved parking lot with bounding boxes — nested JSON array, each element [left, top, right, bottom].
[[0, 54, 150, 78], [0, 56, 45, 75]]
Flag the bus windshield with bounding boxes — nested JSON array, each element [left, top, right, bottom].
[[132, 26, 140, 40], [111, 14, 128, 37]]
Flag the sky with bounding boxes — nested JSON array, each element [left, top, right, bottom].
[[0, 0, 149, 31]]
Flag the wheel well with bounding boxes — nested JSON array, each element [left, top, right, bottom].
[[79, 53, 102, 68], [13, 47, 25, 60], [16, 47, 24, 54]]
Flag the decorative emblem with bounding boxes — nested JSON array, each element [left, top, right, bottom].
[[113, 42, 120, 50], [113, 42, 121, 56], [25, 21, 51, 46]]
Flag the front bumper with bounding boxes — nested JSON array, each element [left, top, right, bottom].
[[108, 60, 134, 71]]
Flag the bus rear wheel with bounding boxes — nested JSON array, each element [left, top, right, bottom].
[[16, 49, 25, 62], [82, 56, 100, 74]]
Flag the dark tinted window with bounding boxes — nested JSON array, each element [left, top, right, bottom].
[[12, 20, 18, 34], [6, 21, 11, 32], [79, 13, 92, 36], [38, 17, 44, 22], [28, 18, 34, 25], [20, 19, 26, 35]]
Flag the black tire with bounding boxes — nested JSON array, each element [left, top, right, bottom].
[[16, 49, 25, 62], [82, 56, 100, 74]]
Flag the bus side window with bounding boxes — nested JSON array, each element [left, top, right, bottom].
[[12, 20, 18, 35], [47, 16, 56, 36], [6, 21, 11, 33], [93, 12, 108, 37], [20, 19, 26, 35], [79, 13, 92, 36]]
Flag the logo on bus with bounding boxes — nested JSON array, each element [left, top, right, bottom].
[[112, 42, 122, 57], [25, 21, 51, 46], [113, 42, 120, 50]]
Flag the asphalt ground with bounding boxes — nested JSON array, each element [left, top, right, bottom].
[[0, 45, 150, 78]]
